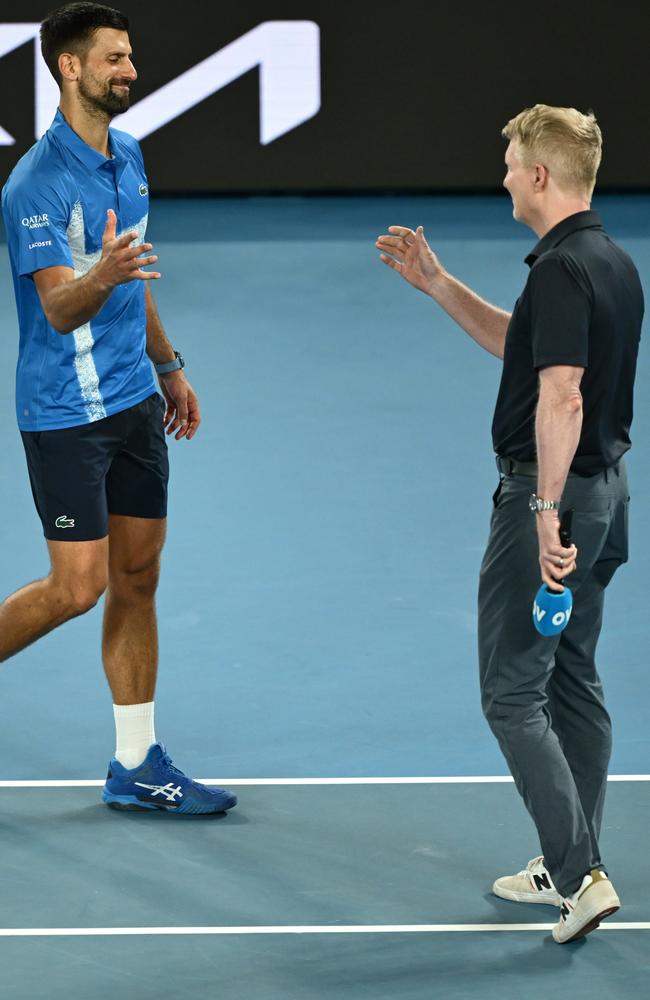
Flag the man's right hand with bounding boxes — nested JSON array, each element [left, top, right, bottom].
[[96, 209, 160, 288], [376, 225, 444, 296]]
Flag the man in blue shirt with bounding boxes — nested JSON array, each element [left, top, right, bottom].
[[1, 2, 236, 815]]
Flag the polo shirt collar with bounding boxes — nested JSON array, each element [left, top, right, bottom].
[[525, 209, 603, 267], [49, 107, 117, 170]]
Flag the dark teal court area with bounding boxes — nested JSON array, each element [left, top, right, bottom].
[[0, 196, 648, 997], [0, 783, 649, 999]]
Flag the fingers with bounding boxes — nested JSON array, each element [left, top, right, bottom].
[[132, 269, 162, 280], [161, 382, 201, 442], [115, 229, 140, 248], [540, 544, 578, 587], [165, 397, 189, 439], [185, 393, 201, 441], [377, 231, 417, 255], [131, 250, 160, 280], [103, 208, 117, 243], [376, 236, 407, 259], [542, 571, 565, 593], [379, 253, 402, 272]]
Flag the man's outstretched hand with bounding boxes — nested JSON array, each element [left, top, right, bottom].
[[96, 208, 161, 287], [376, 225, 444, 295]]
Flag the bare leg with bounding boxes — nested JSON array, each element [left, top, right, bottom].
[[0, 539, 108, 663], [102, 515, 166, 705]]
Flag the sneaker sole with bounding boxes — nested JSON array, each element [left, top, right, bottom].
[[102, 792, 237, 814], [552, 884, 621, 944], [492, 883, 562, 907], [553, 904, 619, 944]]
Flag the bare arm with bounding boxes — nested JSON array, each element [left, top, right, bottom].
[[536, 364, 584, 501], [145, 284, 202, 442], [33, 209, 160, 334], [145, 283, 175, 365], [376, 225, 510, 359], [535, 364, 584, 590]]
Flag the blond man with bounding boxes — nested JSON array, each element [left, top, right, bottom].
[[376, 105, 643, 943]]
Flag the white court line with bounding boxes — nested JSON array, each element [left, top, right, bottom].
[[0, 775, 648, 788], [0, 923, 648, 938]]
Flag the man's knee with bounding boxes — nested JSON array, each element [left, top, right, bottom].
[[54, 572, 108, 618], [47, 537, 108, 619], [109, 554, 161, 602]]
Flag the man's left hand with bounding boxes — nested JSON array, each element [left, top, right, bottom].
[[158, 371, 201, 441], [536, 511, 577, 592]]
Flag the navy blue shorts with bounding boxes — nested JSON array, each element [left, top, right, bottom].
[[20, 393, 169, 541]]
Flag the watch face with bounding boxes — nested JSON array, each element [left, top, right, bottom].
[[529, 493, 538, 512]]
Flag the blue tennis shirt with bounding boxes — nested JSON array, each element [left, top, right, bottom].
[[1, 109, 156, 431]]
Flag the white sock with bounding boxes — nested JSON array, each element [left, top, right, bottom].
[[113, 702, 156, 769]]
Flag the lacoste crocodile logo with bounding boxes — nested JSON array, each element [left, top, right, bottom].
[[55, 515, 75, 529]]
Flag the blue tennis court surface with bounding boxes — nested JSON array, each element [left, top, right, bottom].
[[0, 195, 648, 997]]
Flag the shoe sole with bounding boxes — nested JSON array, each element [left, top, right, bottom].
[[492, 883, 562, 907], [554, 904, 619, 943], [552, 883, 621, 944], [103, 792, 237, 814]]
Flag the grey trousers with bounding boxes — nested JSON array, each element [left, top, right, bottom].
[[478, 459, 629, 898]]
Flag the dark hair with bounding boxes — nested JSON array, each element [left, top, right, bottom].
[[41, 2, 129, 86]]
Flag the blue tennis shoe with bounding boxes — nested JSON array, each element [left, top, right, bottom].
[[102, 742, 237, 814]]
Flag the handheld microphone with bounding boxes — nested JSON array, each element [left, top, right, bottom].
[[532, 509, 574, 636]]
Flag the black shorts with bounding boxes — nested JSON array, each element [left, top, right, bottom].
[[21, 393, 169, 541]]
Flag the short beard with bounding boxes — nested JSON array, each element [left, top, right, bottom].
[[77, 75, 131, 121]]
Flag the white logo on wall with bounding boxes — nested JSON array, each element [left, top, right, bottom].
[[0, 21, 321, 146]]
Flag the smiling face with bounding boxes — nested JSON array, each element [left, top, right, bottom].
[[74, 27, 137, 118], [502, 141, 537, 224]]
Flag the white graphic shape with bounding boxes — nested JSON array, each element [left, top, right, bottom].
[[1, 21, 320, 146], [0, 24, 42, 144], [135, 782, 183, 803], [115, 21, 320, 144], [65, 202, 148, 423]]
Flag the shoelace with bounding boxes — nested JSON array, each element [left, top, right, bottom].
[[160, 753, 186, 779], [522, 855, 545, 876]]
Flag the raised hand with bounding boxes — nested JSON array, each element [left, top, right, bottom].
[[376, 225, 444, 295], [96, 209, 161, 287]]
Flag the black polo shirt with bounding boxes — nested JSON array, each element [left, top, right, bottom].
[[492, 210, 644, 476]]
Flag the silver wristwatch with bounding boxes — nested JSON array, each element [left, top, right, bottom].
[[529, 493, 560, 513], [154, 351, 185, 375]]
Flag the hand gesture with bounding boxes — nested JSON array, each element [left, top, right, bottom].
[[158, 371, 201, 441], [376, 225, 443, 295], [536, 513, 578, 592], [96, 209, 161, 287]]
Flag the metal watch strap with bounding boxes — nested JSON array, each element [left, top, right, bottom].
[[529, 493, 560, 513], [154, 351, 184, 375]]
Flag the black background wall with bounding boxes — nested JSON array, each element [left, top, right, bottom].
[[0, 1, 648, 193]]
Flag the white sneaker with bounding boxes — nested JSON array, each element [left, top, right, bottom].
[[552, 870, 620, 943], [492, 856, 562, 907]]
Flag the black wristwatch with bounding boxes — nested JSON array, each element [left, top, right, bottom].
[[154, 351, 185, 375]]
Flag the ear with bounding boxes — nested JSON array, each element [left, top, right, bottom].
[[533, 163, 549, 191], [58, 51, 80, 83]]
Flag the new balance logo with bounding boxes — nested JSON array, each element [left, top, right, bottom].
[[55, 515, 75, 529], [533, 872, 553, 892], [135, 781, 183, 803]]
